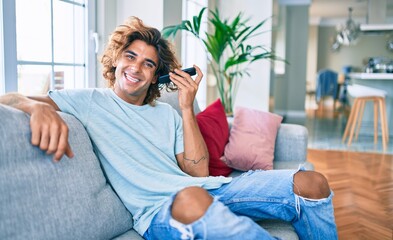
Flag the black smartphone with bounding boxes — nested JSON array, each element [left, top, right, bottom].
[[158, 67, 197, 84]]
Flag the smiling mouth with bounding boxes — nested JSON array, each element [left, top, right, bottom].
[[125, 73, 140, 83]]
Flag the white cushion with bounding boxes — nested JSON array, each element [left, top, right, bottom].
[[347, 84, 387, 98]]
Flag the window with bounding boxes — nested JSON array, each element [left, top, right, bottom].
[[1, 0, 96, 95]]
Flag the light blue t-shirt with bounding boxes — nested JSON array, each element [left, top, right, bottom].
[[49, 88, 232, 235]]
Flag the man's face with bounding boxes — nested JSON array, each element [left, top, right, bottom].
[[113, 39, 158, 105]]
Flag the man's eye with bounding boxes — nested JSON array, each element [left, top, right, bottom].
[[144, 62, 154, 68], [126, 54, 135, 60]]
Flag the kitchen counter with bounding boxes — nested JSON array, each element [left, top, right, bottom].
[[349, 73, 393, 137], [348, 73, 393, 80]]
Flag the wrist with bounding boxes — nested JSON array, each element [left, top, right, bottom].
[[181, 107, 195, 117], [29, 101, 56, 115]]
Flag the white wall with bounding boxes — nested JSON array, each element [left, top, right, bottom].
[[116, 0, 164, 28], [272, 4, 286, 75], [217, 0, 273, 112], [0, 0, 4, 94], [180, 0, 208, 110], [96, 0, 117, 87], [96, 0, 166, 87], [163, 0, 183, 61], [306, 25, 318, 90]]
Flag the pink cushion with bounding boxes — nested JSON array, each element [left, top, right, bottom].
[[196, 99, 233, 177], [223, 107, 283, 171]]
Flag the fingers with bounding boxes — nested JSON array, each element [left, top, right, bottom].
[[169, 71, 191, 89], [171, 64, 203, 88], [64, 144, 74, 159], [31, 125, 41, 146], [46, 124, 60, 155], [52, 125, 74, 161], [54, 130, 74, 161], [170, 65, 204, 111], [30, 108, 74, 162], [193, 65, 203, 86]]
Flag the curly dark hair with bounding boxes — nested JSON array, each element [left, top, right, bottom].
[[101, 16, 180, 105]]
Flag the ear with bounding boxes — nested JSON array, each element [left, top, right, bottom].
[[152, 75, 158, 84]]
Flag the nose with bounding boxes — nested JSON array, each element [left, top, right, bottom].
[[130, 61, 142, 73]]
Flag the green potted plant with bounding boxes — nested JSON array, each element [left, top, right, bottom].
[[162, 7, 280, 115]]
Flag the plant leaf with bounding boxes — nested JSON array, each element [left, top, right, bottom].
[[193, 7, 207, 34]]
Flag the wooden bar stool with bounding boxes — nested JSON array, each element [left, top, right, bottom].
[[342, 84, 389, 150]]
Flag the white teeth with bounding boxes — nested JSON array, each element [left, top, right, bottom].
[[125, 73, 140, 83]]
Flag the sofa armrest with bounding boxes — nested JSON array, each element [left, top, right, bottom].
[[0, 105, 133, 239], [274, 123, 308, 163]]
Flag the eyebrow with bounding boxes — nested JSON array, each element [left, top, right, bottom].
[[125, 50, 158, 67]]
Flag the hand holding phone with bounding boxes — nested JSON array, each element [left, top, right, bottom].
[[158, 67, 197, 84]]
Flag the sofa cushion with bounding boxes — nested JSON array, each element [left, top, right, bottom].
[[196, 99, 232, 176], [0, 105, 133, 240], [224, 107, 283, 171], [158, 89, 201, 116], [259, 220, 299, 240], [113, 229, 144, 240]]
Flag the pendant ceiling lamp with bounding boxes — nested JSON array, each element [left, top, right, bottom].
[[336, 7, 360, 46]]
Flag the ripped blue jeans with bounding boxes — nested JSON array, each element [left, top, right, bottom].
[[143, 169, 338, 240]]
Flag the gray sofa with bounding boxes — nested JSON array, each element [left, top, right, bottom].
[[0, 91, 312, 240]]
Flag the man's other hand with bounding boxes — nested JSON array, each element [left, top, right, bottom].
[[30, 102, 74, 161]]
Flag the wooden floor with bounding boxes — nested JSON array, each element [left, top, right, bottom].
[[308, 149, 393, 240]]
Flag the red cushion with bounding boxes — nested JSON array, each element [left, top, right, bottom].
[[196, 99, 232, 176]]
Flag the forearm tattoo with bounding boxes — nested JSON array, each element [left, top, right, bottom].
[[183, 155, 206, 164]]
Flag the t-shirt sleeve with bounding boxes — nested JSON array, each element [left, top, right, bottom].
[[173, 108, 184, 155], [48, 89, 92, 125]]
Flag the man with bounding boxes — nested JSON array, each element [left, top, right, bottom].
[[0, 17, 337, 239]]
